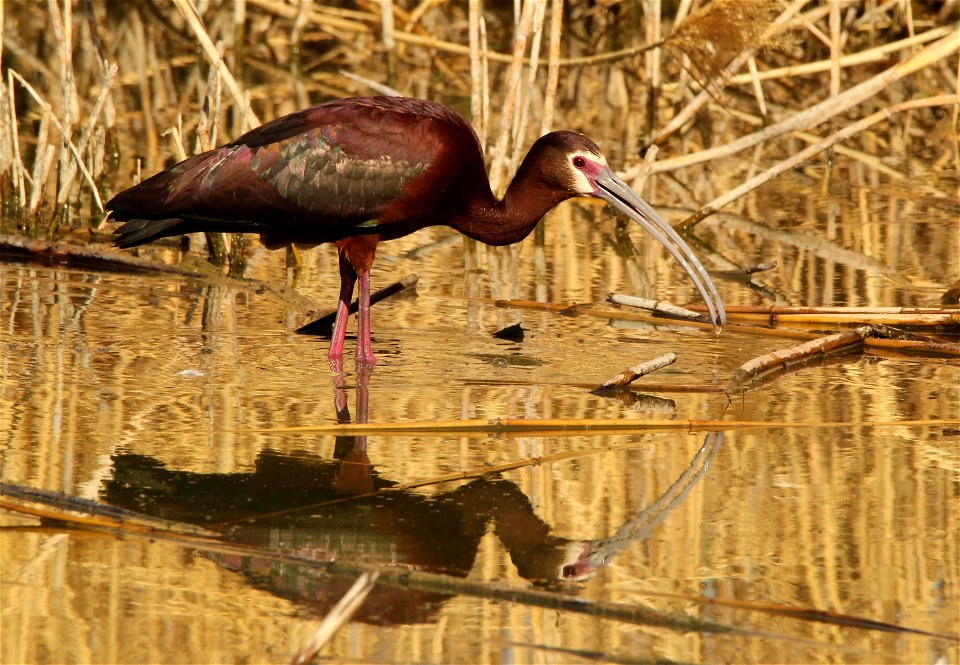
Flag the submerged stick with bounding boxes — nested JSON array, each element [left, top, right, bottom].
[[0, 233, 203, 275], [291, 572, 379, 665], [295, 273, 419, 336], [591, 353, 677, 394], [0, 234, 319, 313], [710, 261, 778, 277], [0, 483, 219, 538]]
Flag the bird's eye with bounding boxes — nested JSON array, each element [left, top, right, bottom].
[[572, 156, 586, 168]]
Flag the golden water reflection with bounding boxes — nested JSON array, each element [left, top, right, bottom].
[[2, 212, 958, 661]]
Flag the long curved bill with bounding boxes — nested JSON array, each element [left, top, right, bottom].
[[592, 168, 726, 327]]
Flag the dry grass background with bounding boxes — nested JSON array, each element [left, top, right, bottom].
[[0, 0, 957, 237]]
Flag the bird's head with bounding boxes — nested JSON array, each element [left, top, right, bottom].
[[522, 131, 609, 195], [528, 131, 727, 328]]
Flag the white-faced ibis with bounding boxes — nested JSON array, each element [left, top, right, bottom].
[[108, 96, 725, 366]]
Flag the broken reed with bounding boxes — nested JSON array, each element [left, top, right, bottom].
[[1, 1, 957, 246]]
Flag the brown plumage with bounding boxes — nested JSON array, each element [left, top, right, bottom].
[[108, 96, 725, 367]]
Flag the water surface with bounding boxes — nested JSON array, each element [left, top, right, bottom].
[[3, 181, 958, 662]]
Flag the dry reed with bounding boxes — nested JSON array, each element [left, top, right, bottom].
[[2, 0, 956, 257], [676, 94, 960, 230]]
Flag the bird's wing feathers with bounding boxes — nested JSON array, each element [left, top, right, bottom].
[[109, 99, 463, 242], [244, 124, 429, 221]]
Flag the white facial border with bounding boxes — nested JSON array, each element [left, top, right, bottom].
[[567, 149, 609, 195]]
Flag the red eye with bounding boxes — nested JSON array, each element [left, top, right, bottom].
[[572, 156, 586, 168]]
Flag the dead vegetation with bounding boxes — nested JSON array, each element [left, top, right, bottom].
[[0, 1, 957, 243]]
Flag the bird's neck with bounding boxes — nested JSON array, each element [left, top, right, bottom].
[[453, 164, 573, 247]]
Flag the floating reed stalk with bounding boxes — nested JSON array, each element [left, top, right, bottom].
[[711, 260, 778, 277], [295, 273, 419, 336], [608, 293, 706, 321]]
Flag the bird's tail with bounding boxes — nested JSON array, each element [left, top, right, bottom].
[[107, 149, 254, 248], [112, 218, 187, 248], [112, 216, 264, 248]]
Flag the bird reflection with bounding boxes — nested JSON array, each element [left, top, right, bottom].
[[101, 374, 722, 624]]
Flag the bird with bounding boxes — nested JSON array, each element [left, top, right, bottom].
[[108, 96, 726, 367]]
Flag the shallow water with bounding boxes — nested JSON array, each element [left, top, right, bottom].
[[2, 172, 959, 662]]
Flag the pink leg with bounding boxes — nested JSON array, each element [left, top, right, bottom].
[[355, 270, 377, 366], [328, 258, 357, 367]]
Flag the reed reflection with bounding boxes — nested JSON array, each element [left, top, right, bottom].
[[101, 376, 723, 623]]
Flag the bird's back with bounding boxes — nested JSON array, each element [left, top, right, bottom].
[[107, 97, 487, 248]]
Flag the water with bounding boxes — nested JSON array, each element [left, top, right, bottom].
[[3, 185, 958, 662]]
